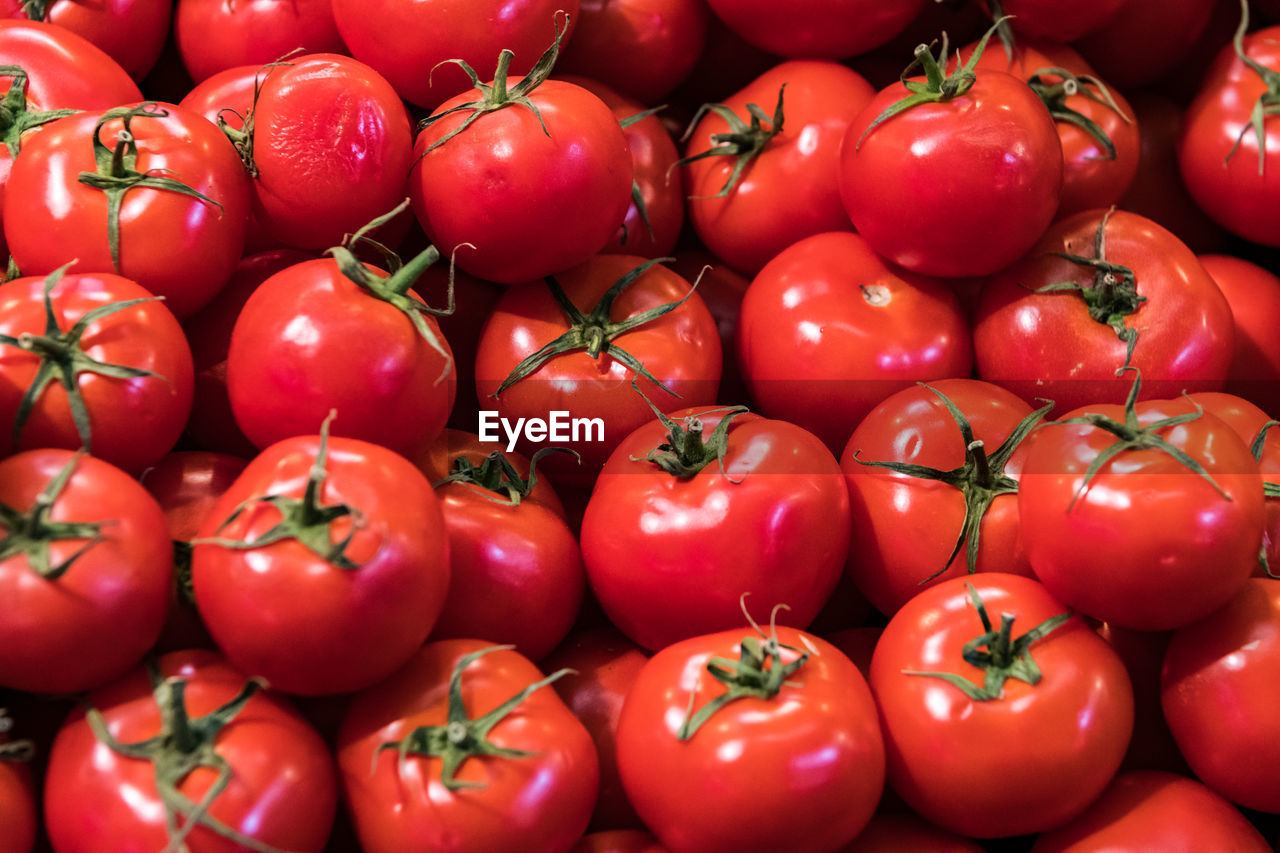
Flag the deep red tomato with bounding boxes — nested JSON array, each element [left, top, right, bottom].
[[4, 102, 252, 318], [839, 36, 1063, 277], [1162, 579, 1280, 812], [581, 405, 850, 651], [337, 640, 598, 853], [704, 0, 922, 58], [1019, 385, 1264, 630], [0, 0, 170, 79], [974, 208, 1234, 414], [738, 231, 972, 454], [191, 425, 451, 695], [1092, 621, 1186, 774], [0, 269, 194, 474], [0, 450, 170, 695], [44, 650, 337, 853], [680, 60, 873, 275], [842, 379, 1046, 617], [1198, 255, 1280, 414], [573, 830, 668, 853], [871, 573, 1133, 838], [1075, 0, 1216, 90], [839, 813, 984, 853], [1030, 771, 1271, 852], [616, 624, 884, 852], [175, 0, 345, 83], [986, 0, 1125, 43], [0, 734, 34, 853], [176, 62, 258, 128]]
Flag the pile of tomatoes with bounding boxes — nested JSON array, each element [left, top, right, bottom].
[[4, 0, 1280, 851]]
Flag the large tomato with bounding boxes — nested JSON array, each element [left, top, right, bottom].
[[986, 0, 1125, 43], [175, 0, 345, 84], [337, 640, 598, 853], [870, 573, 1133, 838], [0, 0, 170, 80], [1199, 254, 1280, 414], [1075, 0, 1215, 90], [615, 623, 884, 852], [704, 0, 923, 59], [44, 650, 337, 853]]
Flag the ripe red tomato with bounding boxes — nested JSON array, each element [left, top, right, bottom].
[[337, 640, 598, 853], [0, 0, 170, 80], [1075, 0, 1215, 90], [1198, 254, 1280, 414], [175, 0, 345, 83], [986, 0, 1125, 43], [871, 573, 1133, 838], [191, 425, 451, 695], [44, 650, 337, 853], [0, 739, 34, 853], [1092, 622, 1186, 774], [581, 405, 849, 651], [615, 624, 884, 852], [0, 19, 139, 107], [704, 0, 923, 59]]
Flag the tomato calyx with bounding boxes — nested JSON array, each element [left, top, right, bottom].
[[904, 583, 1071, 701], [374, 644, 572, 791], [0, 451, 103, 580], [493, 257, 697, 398], [84, 664, 284, 853], [77, 103, 223, 274], [418, 12, 569, 154], [433, 447, 578, 506], [0, 64, 79, 158], [674, 85, 785, 200], [852, 383, 1053, 581], [218, 58, 294, 179], [1058, 368, 1229, 511], [0, 264, 165, 454], [1032, 207, 1144, 367], [1226, 0, 1280, 174], [14, 1, 49, 20], [677, 602, 814, 741], [0, 709, 34, 763], [626, 375, 749, 480], [1027, 67, 1131, 160], [855, 17, 1008, 151], [1249, 420, 1280, 578], [326, 199, 455, 383], [193, 412, 367, 571]]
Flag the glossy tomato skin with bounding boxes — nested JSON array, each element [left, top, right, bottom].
[[616, 627, 884, 853], [841, 379, 1038, 617], [1162, 579, 1280, 812], [1198, 255, 1280, 414], [738, 231, 972, 454], [226, 257, 456, 457], [0, 19, 140, 107], [412, 77, 632, 284], [1030, 771, 1272, 853], [1, 0, 170, 80], [44, 650, 337, 853], [682, 61, 875, 275], [840, 69, 1063, 278], [974, 209, 1234, 414], [705, 0, 922, 59], [337, 639, 598, 853], [141, 451, 250, 543], [581, 409, 850, 651], [0, 272, 194, 474], [175, 0, 345, 83], [871, 573, 1133, 838], [191, 433, 451, 695], [0, 755, 34, 853], [1019, 398, 1263, 631]]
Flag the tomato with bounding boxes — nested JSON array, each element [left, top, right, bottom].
[[0, 268, 194, 475], [573, 830, 668, 853], [839, 33, 1063, 277], [680, 61, 873, 274], [581, 404, 849, 651], [1030, 771, 1271, 852], [4, 102, 252, 318], [1075, 0, 1216, 90], [0, 19, 139, 107], [871, 573, 1133, 838], [839, 814, 983, 853], [337, 640, 598, 853], [175, 0, 345, 84], [737, 231, 972, 454], [0, 710, 34, 853], [411, 24, 632, 285], [1198, 255, 1280, 414], [0, 0, 170, 80], [474, 254, 721, 481], [191, 422, 451, 695], [1019, 380, 1264, 630], [615, 623, 884, 852], [44, 650, 336, 852], [986, 0, 1125, 43], [1162, 579, 1280, 812], [842, 379, 1047, 617], [1091, 621, 1187, 774], [704, 0, 923, 59], [974, 208, 1234, 414], [668, 251, 750, 405]]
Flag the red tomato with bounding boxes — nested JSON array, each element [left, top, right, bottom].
[[0, 0, 170, 80], [842, 379, 1046, 616], [191, 426, 451, 695], [871, 574, 1133, 838], [175, 0, 345, 83], [738, 231, 972, 453], [1093, 621, 1187, 774], [615, 624, 884, 852], [573, 830, 668, 853], [1030, 771, 1271, 852], [337, 640, 598, 853], [176, 62, 258, 128], [1019, 385, 1264, 630], [0, 269, 194, 474], [974, 209, 1234, 414], [680, 61, 873, 274], [1199, 255, 1280, 414], [987, 0, 1125, 43], [1163, 579, 1280, 812], [839, 813, 983, 853], [704, 0, 923, 59], [1076, 0, 1216, 90], [44, 650, 337, 853], [0, 19, 139, 107], [0, 738, 34, 853], [581, 405, 850, 651], [668, 251, 750, 405]]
